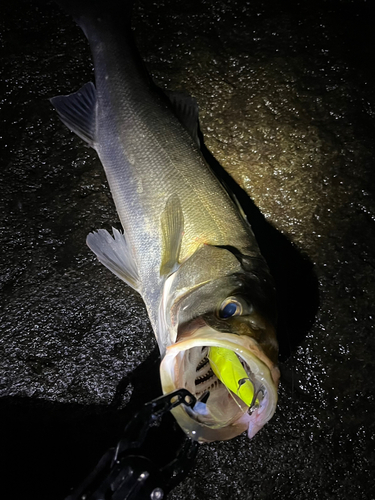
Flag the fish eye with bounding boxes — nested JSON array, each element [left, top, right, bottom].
[[218, 297, 243, 319]]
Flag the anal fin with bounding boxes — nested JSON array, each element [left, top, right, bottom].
[[86, 228, 140, 291], [50, 82, 97, 147]]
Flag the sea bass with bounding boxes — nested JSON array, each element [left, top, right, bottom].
[[51, 0, 280, 442]]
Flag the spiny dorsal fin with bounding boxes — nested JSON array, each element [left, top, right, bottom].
[[50, 82, 97, 147], [86, 228, 141, 291], [221, 180, 248, 223], [165, 90, 200, 147], [160, 194, 184, 277]]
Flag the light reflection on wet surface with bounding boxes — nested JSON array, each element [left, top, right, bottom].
[[1, 0, 374, 499]]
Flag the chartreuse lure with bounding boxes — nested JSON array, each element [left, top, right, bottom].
[[208, 347, 258, 407]]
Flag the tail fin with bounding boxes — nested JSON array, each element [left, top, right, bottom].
[[55, 0, 135, 31]]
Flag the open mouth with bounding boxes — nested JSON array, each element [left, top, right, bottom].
[[194, 347, 222, 400], [160, 327, 279, 442]]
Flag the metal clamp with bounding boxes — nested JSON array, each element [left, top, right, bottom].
[[65, 389, 198, 500]]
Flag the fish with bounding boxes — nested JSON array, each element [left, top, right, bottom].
[[50, 0, 280, 442]]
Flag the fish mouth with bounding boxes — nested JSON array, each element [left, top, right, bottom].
[[160, 326, 280, 443]]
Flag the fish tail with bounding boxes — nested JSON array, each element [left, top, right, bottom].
[[55, 0, 135, 31]]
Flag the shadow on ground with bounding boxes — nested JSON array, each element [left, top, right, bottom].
[[0, 348, 191, 500], [201, 141, 320, 362]]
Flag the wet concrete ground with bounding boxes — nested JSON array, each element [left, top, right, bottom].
[[1, 0, 374, 498]]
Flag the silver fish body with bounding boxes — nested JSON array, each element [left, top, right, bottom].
[[51, 2, 279, 442]]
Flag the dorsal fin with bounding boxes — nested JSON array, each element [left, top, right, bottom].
[[165, 90, 200, 147], [221, 180, 248, 222]]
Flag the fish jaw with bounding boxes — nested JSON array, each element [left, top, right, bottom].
[[160, 326, 279, 442]]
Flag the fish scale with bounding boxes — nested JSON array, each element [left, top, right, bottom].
[[51, 0, 279, 442], [92, 38, 250, 250]]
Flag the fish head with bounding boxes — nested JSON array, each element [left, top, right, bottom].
[[159, 245, 280, 442]]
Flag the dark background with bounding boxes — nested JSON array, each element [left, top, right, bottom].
[[1, 1, 374, 498]]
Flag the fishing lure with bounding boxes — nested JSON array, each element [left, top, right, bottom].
[[208, 347, 259, 408]]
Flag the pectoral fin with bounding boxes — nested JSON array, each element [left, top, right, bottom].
[[50, 82, 97, 147], [160, 195, 184, 277], [87, 228, 141, 291]]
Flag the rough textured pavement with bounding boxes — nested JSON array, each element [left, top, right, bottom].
[[1, 1, 374, 498]]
